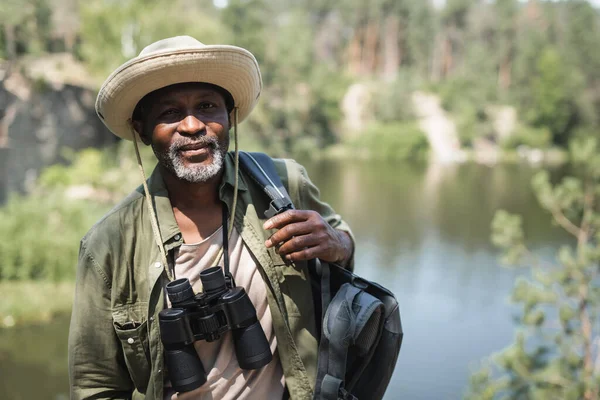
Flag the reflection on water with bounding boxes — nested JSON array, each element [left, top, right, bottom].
[[304, 159, 567, 400], [0, 160, 567, 400], [0, 314, 70, 400]]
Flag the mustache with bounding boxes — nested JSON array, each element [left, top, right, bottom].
[[170, 136, 219, 152]]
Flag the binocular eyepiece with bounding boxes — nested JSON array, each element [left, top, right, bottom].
[[158, 266, 272, 393]]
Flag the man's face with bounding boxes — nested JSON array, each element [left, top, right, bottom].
[[134, 83, 230, 183]]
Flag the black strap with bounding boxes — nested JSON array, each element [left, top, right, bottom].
[[321, 375, 357, 400], [282, 385, 291, 400], [238, 152, 294, 218], [222, 205, 235, 288], [320, 284, 361, 400], [317, 277, 385, 400], [314, 260, 332, 399]]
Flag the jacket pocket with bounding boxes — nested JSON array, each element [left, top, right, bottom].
[[113, 303, 151, 393]]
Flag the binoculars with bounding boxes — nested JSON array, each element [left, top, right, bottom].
[[158, 266, 272, 393]]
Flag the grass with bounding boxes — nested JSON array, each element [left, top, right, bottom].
[[0, 281, 75, 328]]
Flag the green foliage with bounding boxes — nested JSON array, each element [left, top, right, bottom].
[[39, 143, 155, 195], [0, 143, 154, 282], [469, 137, 600, 399], [0, 0, 52, 58], [3, 0, 600, 157], [405, 0, 436, 77], [564, 1, 600, 129], [221, 0, 271, 74], [435, 76, 496, 147], [349, 122, 428, 161], [243, 65, 351, 156], [466, 362, 506, 400], [491, 210, 526, 265], [0, 282, 74, 327], [501, 125, 552, 150], [443, 0, 477, 28], [0, 192, 106, 281], [372, 72, 417, 123], [522, 47, 584, 146], [78, 0, 227, 75]]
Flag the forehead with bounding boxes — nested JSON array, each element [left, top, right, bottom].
[[143, 82, 227, 106]]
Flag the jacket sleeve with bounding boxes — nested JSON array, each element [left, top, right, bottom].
[[68, 240, 133, 399], [281, 159, 356, 271]]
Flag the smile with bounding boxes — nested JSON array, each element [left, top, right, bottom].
[[178, 144, 212, 157]]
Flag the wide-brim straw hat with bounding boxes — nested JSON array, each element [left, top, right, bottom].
[[95, 36, 262, 140]]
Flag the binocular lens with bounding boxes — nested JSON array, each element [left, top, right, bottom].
[[233, 320, 273, 370], [164, 344, 207, 393], [200, 266, 227, 293], [166, 278, 195, 305]]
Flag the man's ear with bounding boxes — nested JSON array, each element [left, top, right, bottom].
[[132, 120, 151, 145]]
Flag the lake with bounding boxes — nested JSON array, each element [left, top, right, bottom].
[[0, 159, 567, 399]]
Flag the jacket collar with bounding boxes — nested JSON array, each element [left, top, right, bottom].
[[145, 152, 248, 246]]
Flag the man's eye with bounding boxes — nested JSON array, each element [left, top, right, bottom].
[[198, 103, 215, 110], [161, 109, 179, 117]]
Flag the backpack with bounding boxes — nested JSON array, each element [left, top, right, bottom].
[[239, 151, 404, 400]]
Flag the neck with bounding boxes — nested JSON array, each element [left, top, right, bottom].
[[160, 164, 223, 210]]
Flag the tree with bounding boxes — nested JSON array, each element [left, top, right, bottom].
[[406, 0, 436, 79], [523, 46, 583, 146], [0, 0, 52, 63], [563, 0, 600, 131], [78, 0, 226, 76], [467, 137, 600, 400], [434, 0, 478, 79], [494, 0, 519, 92]]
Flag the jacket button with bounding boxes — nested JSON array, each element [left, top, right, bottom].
[[174, 234, 181, 241], [154, 262, 162, 269], [127, 338, 134, 344]]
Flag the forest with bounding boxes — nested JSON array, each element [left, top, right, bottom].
[[1, 0, 599, 157]]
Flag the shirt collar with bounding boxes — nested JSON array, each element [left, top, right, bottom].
[[221, 152, 249, 192]]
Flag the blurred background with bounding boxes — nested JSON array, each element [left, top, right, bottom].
[[1, 0, 600, 399]]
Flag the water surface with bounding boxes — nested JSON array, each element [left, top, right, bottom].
[[0, 159, 567, 399]]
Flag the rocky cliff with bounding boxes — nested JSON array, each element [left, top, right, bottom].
[[0, 54, 117, 203]]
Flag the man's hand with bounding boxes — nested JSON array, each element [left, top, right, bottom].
[[172, 391, 194, 400], [263, 210, 353, 265]]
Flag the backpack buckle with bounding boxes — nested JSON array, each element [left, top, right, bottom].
[[339, 387, 358, 400]]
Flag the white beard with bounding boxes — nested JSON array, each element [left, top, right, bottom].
[[171, 146, 224, 183], [154, 136, 227, 183]]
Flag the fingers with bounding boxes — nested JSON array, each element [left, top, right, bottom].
[[284, 244, 327, 262], [262, 209, 342, 262], [263, 210, 311, 230], [275, 233, 322, 256], [172, 390, 196, 400], [265, 221, 313, 248]]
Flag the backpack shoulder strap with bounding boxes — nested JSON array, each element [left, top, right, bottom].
[[238, 151, 294, 218]]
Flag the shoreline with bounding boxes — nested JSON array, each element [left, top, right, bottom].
[[0, 281, 74, 328], [320, 143, 568, 167]]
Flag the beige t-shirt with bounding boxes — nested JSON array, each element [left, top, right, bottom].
[[163, 226, 285, 400]]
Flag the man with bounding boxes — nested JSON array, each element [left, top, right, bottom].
[[68, 36, 354, 400]]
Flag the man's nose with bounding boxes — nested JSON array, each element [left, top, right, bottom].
[[178, 114, 206, 136]]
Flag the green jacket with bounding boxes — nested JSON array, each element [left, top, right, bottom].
[[68, 153, 353, 400]]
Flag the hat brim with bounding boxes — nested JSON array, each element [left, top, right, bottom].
[[95, 45, 262, 140]]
